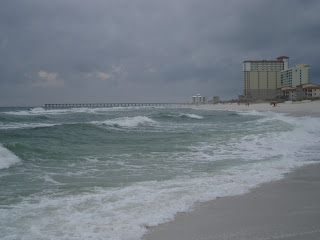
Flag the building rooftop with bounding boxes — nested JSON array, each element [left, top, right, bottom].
[[296, 83, 320, 89], [243, 56, 289, 63], [281, 87, 296, 91], [304, 86, 320, 89], [243, 60, 283, 63], [296, 64, 310, 68], [277, 56, 289, 59]]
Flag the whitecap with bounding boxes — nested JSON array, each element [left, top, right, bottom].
[[41, 175, 64, 185], [4, 107, 68, 116], [90, 116, 157, 128], [0, 144, 21, 170], [183, 113, 203, 119], [30, 107, 46, 113], [0, 122, 58, 130], [4, 106, 138, 116]]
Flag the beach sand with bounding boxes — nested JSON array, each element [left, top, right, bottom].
[[143, 101, 320, 240], [195, 100, 320, 117]]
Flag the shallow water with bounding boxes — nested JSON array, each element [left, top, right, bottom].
[[1, 106, 319, 240]]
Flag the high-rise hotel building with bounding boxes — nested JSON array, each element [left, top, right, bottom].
[[243, 56, 289, 99]]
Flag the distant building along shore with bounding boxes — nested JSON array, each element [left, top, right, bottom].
[[191, 94, 207, 104], [243, 56, 289, 100], [243, 56, 319, 101]]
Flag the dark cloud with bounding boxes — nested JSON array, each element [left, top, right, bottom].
[[0, 0, 320, 106]]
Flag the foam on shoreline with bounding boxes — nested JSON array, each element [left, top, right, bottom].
[[144, 163, 320, 240]]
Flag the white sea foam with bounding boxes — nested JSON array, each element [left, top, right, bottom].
[[189, 112, 320, 164], [163, 113, 203, 119], [0, 122, 58, 130], [1, 111, 320, 240], [90, 116, 157, 128], [0, 145, 21, 170], [234, 109, 270, 116], [0, 157, 312, 240], [41, 175, 65, 185], [30, 107, 47, 113], [4, 106, 153, 116], [4, 107, 70, 115], [181, 113, 203, 119]]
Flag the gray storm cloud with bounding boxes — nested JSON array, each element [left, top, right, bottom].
[[0, 0, 319, 106]]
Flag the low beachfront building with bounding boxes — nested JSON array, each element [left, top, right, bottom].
[[280, 83, 320, 100], [296, 83, 320, 99], [280, 86, 297, 100]]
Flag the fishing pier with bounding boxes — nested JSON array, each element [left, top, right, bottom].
[[44, 103, 190, 108]]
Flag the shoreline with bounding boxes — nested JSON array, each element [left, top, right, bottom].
[[194, 100, 320, 117], [144, 102, 320, 240], [144, 163, 320, 240]]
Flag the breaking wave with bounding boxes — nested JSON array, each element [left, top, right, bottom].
[[90, 116, 157, 128], [3, 106, 152, 116], [0, 122, 59, 130], [180, 113, 203, 119], [1, 107, 320, 239], [0, 144, 21, 170]]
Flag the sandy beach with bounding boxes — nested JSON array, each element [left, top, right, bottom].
[[196, 100, 320, 117], [144, 100, 320, 240]]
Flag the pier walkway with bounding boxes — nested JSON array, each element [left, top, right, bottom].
[[45, 103, 190, 108]]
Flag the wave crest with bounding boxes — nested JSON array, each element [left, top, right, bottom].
[[4, 106, 138, 116], [181, 113, 203, 119], [0, 122, 58, 130], [90, 116, 157, 128], [0, 144, 21, 170]]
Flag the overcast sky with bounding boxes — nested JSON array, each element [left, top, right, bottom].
[[0, 0, 320, 106]]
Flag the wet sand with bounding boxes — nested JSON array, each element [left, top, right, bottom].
[[144, 164, 320, 240]]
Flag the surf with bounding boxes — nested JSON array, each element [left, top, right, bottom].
[[0, 144, 21, 170]]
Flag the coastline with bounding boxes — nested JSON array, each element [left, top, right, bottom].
[[194, 100, 320, 117], [144, 101, 320, 240], [143, 164, 320, 240]]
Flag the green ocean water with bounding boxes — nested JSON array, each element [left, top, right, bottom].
[[0, 106, 319, 240]]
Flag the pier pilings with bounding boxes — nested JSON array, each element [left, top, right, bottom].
[[44, 103, 190, 108]]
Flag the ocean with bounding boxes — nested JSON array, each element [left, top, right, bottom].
[[0, 106, 320, 240]]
